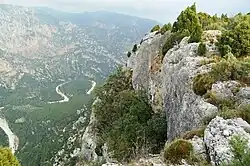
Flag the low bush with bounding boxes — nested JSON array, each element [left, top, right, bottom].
[[162, 30, 189, 56], [193, 73, 215, 96], [218, 107, 239, 119], [132, 44, 138, 53], [193, 54, 250, 96], [0, 147, 20, 166], [164, 139, 194, 164], [127, 51, 132, 58], [237, 105, 250, 124], [198, 42, 207, 56], [94, 68, 167, 162], [224, 135, 250, 166], [150, 25, 161, 32], [204, 91, 236, 109], [216, 105, 250, 124], [160, 23, 172, 35], [182, 126, 206, 140]]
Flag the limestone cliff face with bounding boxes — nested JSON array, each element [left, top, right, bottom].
[[128, 32, 218, 140], [128, 31, 169, 112], [81, 30, 250, 165]]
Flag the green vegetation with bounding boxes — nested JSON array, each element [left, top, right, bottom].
[[161, 6, 249, 57], [217, 105, 250, 124], [189, 23, 203, 43], [197, 12, 229, 31], [162, 30, 189, 55], [172, 3, 198, 34], [132, 44, 138, 53], [164, 139, 194, 164], [94, 67, 167, 161], [172, 3, 202, 43], [0, 147, 20, 166], [218, 14, 250, 57], [204, 91, 237, 109], [127, 51, 132, 58], [193, 54, 250, 96], [193, 73, 215, 96], [162, 3, 202, 56], [224, 135, 250, 166], [198, 42, 207, 56], [160, 23, 172, 34], [0, 77, 95, 166], [150, 25, 161, 32], [182, 126, 206, 140]]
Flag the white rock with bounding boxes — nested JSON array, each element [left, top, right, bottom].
[[204, 116, 250, 165], [15, 117, 26, 123], [211, 81, 240, 100], [190, 136, 207, 159], [237, 87, 250, 99]]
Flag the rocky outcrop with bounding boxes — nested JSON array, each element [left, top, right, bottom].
[[128, 31, 219, 140], [162, 37, 218, 140], [189, 136, 207, 160], [210, 81, 241, 101], [237, 87, 250, 100], [80, 99, 99, 162], [128, 31, 170, 112], [204, 116, 250, 165], [209, 80, 250, 109]]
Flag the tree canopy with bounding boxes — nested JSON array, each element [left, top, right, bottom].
[[218, 14, 250, 57], [0, 147, 20, 166]]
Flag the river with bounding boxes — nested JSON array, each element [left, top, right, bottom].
[[0, 80, 96, 154], [87, 80, 96, 95], [48, 82, 70, 104], [48, 80, 96, 104]]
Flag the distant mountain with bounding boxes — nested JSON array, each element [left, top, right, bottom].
[[0, 4, 159, 165]]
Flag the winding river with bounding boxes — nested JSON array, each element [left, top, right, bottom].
[[48, 82, 70, 104], [48, 80, 96, 104], [0, 80, 96, 154], [87, 80, 96, 95]]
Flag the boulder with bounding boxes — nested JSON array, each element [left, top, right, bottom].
[[204, 116, 250, 165], [189, 136, 207, 160], [236, 87, 250, 99], [210, 81, 241, 101]]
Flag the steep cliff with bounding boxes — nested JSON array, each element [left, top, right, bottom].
[[80, 6, 250, 166], [128, 31, 218, 140]]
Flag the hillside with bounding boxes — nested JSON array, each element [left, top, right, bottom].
[[0, 4, 159, 165], [81, 4, 250, 166]]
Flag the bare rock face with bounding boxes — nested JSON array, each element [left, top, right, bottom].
[[80, 99, 99, 162], [162, 37, 218, 140], [128, 31, 170, 112], [128, 32, 219, 140], [204, 116, 250, 166]]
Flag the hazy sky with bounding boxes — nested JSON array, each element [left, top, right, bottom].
[[1, 0, 249, 22]]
